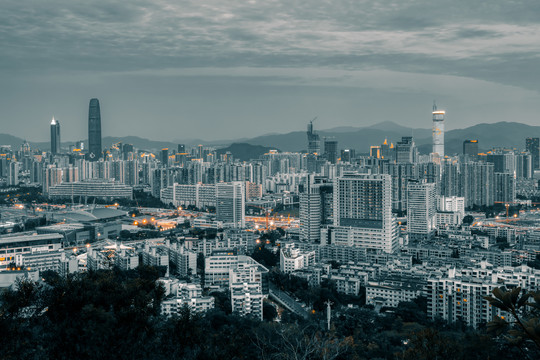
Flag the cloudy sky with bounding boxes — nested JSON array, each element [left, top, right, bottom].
[[1, 0, 540, 142]]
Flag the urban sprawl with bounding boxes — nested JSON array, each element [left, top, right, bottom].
[[2, 98, 540, 332]]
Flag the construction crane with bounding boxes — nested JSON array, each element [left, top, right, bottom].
[[248, 205, 273, 230]]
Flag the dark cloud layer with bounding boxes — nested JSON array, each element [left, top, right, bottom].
[[1, 0, 539, 141]]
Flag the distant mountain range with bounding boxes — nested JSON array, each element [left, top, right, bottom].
[[234, 121, 539, 155], [1, 121, 538, 157], [216, 143, 278, 162]]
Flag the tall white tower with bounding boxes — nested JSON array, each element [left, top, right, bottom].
[[432, 103, 445, 160]]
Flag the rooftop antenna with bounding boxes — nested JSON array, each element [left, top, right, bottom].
[[433, 100, 437, 111]]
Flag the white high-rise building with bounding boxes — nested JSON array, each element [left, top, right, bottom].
[[299, 176, 333, 243], [432, 104, 445, 161], [333, 173, 397, 253], [300, 188, 321, 242], [230, 262, 267, 320], [437, 196, 465, 214], [407, 181, 437, 241], [216, 181, 245, 228]]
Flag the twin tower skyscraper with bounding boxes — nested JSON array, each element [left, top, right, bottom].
[[49, 98, 101, 160]]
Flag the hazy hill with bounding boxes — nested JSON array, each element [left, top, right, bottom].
[[0, 133, 27, 149], [14, 136, 179, 153], [240, 121, 540, 154], [216, 143, 277, 162], [2, 121, 539, 156]]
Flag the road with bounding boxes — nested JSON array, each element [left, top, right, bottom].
[[269, 283, 309, 319]]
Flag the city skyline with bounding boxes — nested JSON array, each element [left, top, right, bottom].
[[1, 0, 540, 141], [3, 1, 540, 358]]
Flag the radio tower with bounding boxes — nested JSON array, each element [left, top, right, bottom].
[[325, 300, 333, 331]]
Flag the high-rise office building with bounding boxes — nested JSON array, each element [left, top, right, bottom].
[[370, 146, 381, 159], [407, 181, 437, 241], [50, 117, 61, 155], [432, 104, 445, 160], [216, 182, 245, 228], [177, 144, 186, 153], [122, 143, 134, 160], [323, 138, 338, 164], [380, 139, 391, 160], [333, 173, 397, 253], [160, 148, 169, 167], [88, 98, 102, 161], [341, 149, 355, 163], [395, 136, 417, 163], [463, 140, 478, 157], [307, 119, 321, 155], [526, 137, 539, 170]]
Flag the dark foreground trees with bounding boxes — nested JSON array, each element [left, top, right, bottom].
[[0, 267, 526, 360], [484, 286, 540, 358]]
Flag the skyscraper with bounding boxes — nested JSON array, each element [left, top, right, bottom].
[[463, 140, 478, 157], [161, 148, 169, 167], [307, 119, 321, 155], [432, 103, 445, 160], [341, 149, 355, 163], [526, 137, 539, 170], [88, 98, 102, 161], [395, 136, 417, 163], [323, 138, 338, 164], [50, 117, 61, 155]]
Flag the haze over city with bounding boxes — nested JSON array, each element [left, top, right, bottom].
[[2, 0, 540, 141]]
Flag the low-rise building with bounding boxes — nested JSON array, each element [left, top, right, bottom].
[[142, 243, 170, 274], [15, 250, 78, 276], [161, 280, 215, 316], [0, 233, 64, 270], [366, 280, 424, 308], [87, 245, 139, 271], [279, 244, 316, 273]]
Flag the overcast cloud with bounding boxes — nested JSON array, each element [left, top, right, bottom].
[[1, 0, 539, 142]]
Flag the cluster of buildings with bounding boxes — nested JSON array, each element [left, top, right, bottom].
[[2, 100, 540, 327]]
